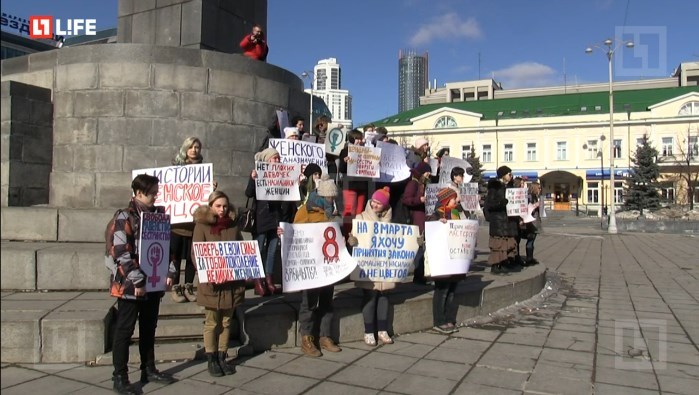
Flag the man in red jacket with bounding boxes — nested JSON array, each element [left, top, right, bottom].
[[240, 24, 269, 61]]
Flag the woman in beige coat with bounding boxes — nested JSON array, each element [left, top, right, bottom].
[[348, 187, 396, 346], [192, 191, 245, 377]]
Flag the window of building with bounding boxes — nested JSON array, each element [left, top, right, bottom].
[[614, 181, 624, 204], [434, 116, 457, 128], [678, 101, 699, 116], [461, 145, 471, 160], [636, 137, 644, 147], [482, 144, 492, 163], [504, 144, 513, 162], [586, 140, 598, 159], [662, 137, 674, 157], [556, 142, 567, 160], [613, 139, 622, 159], [526, 143, 537, 161], [695, 187, 699, 204], [688, 136, 698, 158], [587, 181, 600, 204], [661, 187, 675, 203]]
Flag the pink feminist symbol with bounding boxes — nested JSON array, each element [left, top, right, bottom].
[[147, 243, 163, 288]]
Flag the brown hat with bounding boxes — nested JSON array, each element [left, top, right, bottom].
[[437, 187, 457, 207]]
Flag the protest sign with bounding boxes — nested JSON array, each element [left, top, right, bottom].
[[424, 220, 477, 276], [364, 131, 378, 146], [438, 156, 472, 185], [325, 128, 346, 156], [133, 163, 214, 224], [347, 145, 382, 178], [429, 158, 439, 175], [254, 162, 301, 201], [139, 212, 171, 292], [349, 220, 419, 283], [302, 134, 317, 143], [276, 110, 289, 130], [506, 188, 528, 216], [460, 182, 480, 212], [424, 183, 441, 215], [193, 240, 264, 284], [280, 222, 355, 292], [376, 141, 411, 183], [268, 138, 327, 174]]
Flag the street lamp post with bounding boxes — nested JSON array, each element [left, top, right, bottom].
[[301, 71, 314, 129], [586, 38, 634, 234]]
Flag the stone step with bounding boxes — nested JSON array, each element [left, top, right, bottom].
[[134, 316, 204, 340], [1, 207, 116, 242]]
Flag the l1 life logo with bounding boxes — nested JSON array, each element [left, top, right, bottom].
[[29, 16, 97, 39]]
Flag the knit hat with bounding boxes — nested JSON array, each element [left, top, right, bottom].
[[496, 165, 512, 179], [414, 137, 429, 150], [284, 126, 300, 139], [415, 161, 432, 175], [303, 163, 322, 178], [316, 174, 337, 197], [371, 187, 390, 207], [437, 187, 457, 207], [254, 148, 280, 162]]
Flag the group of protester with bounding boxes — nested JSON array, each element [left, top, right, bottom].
[[104, 114, 542, 394]]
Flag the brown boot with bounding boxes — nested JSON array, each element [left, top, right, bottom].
[[301, 335, 322, 357], [253, 279, 268, 296], [319, 336, 341, 352], [265, 275, 280, 294]]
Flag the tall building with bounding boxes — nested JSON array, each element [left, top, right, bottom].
[[398, 50, 428, 113], [307, 58, 352, 129]]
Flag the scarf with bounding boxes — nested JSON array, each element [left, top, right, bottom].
[[210, 215, 233, 235]]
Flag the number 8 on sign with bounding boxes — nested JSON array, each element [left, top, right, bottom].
[[322, 227, 339, 263]]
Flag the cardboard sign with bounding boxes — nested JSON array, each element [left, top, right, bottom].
[[460, 182, 480, 212], [139, 212, 171, 292], [424, 183, 441, 215], [424, 220, 477, 276], [302, 134, 317, 143], [280, 222, 355, 292], [439, 156, 472, 185], [133, 164, 214, 224], [276, 110, 289, 130], [347, 145, 381, 178], [349, 220, 420, 283], [268, 138, 327, 175], [254, 162, 301, 201], [429, 158, 439, 175], [376, 141, 411, 183], [193, 240, 265, 284], [506, 188, 528, 216], [325, 128, 346, 156]]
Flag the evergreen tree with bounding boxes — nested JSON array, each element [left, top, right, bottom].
[[625, 134, 661, 214], [466, 143, 485, 191]]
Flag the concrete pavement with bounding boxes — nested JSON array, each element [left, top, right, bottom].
[[2, 219, 698, 394]]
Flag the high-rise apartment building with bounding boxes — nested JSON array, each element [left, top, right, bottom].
[[307, 58, 353, 129], [398, 50, 429, 113]]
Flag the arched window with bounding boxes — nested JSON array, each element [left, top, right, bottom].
[[434, 116, 457, 128], [678, 101, 699, 116]]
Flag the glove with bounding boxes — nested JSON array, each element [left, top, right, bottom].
[[417, 235, 425, 247], [347, 235, 359, 247]]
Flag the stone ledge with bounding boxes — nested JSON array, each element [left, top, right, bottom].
[[0, 207, 58, 241]]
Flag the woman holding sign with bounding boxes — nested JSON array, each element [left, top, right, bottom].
[[192, 191, 246, 377]]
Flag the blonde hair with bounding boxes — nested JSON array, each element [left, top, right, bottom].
[[529, 182, 541, 194], [173, 137, 203, 165], [207, 190, 235, 218]]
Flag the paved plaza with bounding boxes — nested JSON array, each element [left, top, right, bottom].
[[2, 218, 698, 394]]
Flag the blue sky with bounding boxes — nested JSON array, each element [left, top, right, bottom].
[[3, 0, 697, 126]]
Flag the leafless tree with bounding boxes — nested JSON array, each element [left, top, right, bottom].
[[672, 125, 699, 210]]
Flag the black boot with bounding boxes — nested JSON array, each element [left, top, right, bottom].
[[218, 351, 236, 375], [140, 366, 175, 384], [113, 375, 137, 395], [206, 352, 224, 377]]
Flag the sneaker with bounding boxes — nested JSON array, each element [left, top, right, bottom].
[[377, 331, 394, 344], [432, 325, 453, 334], [170, 285, 187, 303], [445, 323, 459, 333], [183, 283, 197, 302], [364, 333, 377, 346]]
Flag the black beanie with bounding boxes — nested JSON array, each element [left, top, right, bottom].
[[496, 166, 512, 178], [303, 163, 322, 178]]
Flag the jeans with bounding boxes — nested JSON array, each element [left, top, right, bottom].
[[526, 233, 537, 260], [433, 280, 458, 327], [256, 230, 279, 276], [170, 233, 195, 284], [299, 285, 334, 337], [361, 289, 389, 333], [112, 294, 161, 377]]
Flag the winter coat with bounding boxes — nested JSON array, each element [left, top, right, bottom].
[[191, 205, 246, 311], [485, 179, 516, 237], [106, 199, 177, 300], [402, 176, 427, 233], [352, 201, 396, 292], [245, 176, 296, 234], [239, 34, 269, 61]]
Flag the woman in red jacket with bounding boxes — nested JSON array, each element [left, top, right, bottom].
[[401, 161, 432, 284]]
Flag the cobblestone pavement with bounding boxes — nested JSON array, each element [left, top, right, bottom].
[[2, 221, 698, 394]]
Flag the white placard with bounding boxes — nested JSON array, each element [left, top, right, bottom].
[[133, 164, 214, 224], [276, 110, 289, 130], [325, 128, 346, 156], [193, 240, 265, 283], [139, 212, 171, 292], [254, 162, 301, 201], [268, 138, 328, 175], [376, 141, 411, 183], [280, 222, 355, 292], [424, 183, 441, 215], [429, 158, 439, 175], [460, 182, 480, 212], [347, 145, 381, 178], [438, 156, 472, 185], [349, 220, 420, 283], [506, 188, 528, 217], [424, 220, 477, 276]]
